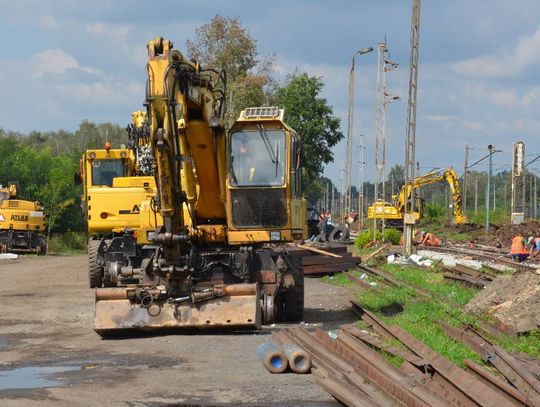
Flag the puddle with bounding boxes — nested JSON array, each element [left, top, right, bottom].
[[0, 365, 79, 391]]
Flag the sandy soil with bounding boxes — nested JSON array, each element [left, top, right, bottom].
[[0, 254, 356, 406], [465, 270, 540, 332]]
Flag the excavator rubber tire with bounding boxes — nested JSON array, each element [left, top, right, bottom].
[[88, 239, 104, 288], [329, 225, 349, 243], [281, 255, 304, 322], [36, 235, 47, 255]]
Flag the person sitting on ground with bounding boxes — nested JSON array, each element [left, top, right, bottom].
[[399, 229, 421, 246], [528, 236, 540, 259], [420, 231, 441, 247], [510, 234, 530, 262]]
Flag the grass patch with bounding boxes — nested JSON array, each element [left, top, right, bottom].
[[47, 231, 87, 255], [321, 271, 356, 287], [353, 263, 539, 367]]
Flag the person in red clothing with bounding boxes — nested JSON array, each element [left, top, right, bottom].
[[510, 235, 530, 262], [420, 231, 441, 247]]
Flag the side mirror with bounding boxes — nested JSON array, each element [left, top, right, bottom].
[[74, 172, 82, 185]]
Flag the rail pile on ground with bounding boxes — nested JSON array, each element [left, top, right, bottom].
[[269, 302, 540, 406], [285, 244, 361, 275], [442, 264, 494, 288]]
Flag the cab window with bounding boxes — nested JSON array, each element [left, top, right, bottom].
[[91, 159, 126, 186], [230, 128, 286, 187]]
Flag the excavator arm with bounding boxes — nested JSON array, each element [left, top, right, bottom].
[[145, 37, 226, 257], [390, 167, 467, 224]]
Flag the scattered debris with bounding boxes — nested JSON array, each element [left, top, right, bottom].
[[0, 253, 18, 260]]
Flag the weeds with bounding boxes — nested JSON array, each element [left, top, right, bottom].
[[47, 231, 87, 254]]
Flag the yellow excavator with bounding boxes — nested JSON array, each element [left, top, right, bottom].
[[0, 183, 46, 254], [76, 111, 161, 288], [367, 167, 467, 228], [93, 37, 307, 334]]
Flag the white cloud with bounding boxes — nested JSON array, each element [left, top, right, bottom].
[[84, 22, 130, 41], [423, 115, 459, 122], [453, 24, 540, 77], [30, 49, 101, 78], [466, 84, 540, 110], [36, 15, 58, 30]]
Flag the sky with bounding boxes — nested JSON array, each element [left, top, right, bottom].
[[1, 0, 540, 187]]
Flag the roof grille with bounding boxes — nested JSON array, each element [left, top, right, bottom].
[[242, 107, 280, 119]]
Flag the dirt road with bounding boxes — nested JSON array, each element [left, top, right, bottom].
[[0, 255, 356, 406]]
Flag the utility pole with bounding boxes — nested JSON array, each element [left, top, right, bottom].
[[533, 174, 538, 219], [403, 0, 421, 256], [475, 179, 478, 215], [331, 182, 335, 214], [374, 42, 383, 238], [486, 145, 493, 233], [345, 47, 374, 216], [521, 171, 527, 221], [463, 145, 469, 212], [340, 166, 345, 220], [493, 179, 496, 210], [359, 134, 365, 229], [504, 178, 508, 210], [529, 172, 533, 218], [381, 44, 399, 235]]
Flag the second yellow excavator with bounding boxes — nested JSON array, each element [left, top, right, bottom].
[[368, 167, 467, 228], [76, 111, 161, 288]]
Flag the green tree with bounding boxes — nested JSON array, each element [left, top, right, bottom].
[[186, 15, 275, 126], [276, 73, 343, 194], [387, 164, 405, 194]]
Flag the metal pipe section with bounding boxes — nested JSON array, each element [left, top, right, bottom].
[[283, 343, 311, 374], [257, 342, 288, 374]]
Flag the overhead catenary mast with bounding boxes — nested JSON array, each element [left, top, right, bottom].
[[403, 0, 421, 256]]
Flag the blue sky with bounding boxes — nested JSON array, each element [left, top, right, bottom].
[[1, 0, 540, 185]]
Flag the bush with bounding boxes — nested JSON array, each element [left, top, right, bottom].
[[383, 228, 402, 245], [425, 203, 445, 220], [355, 229, 380, 249], [355, 228, 402, 249], [47, 231, 87, 253]]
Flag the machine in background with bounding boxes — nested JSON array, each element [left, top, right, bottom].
[[367, 167, 467, 228], [0, 183, 46, 254]]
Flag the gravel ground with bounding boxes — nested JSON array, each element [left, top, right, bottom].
[[417, 249, 484, 269], [0, 255, 356, 406]]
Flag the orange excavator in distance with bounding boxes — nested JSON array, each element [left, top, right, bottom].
[[93, 37, 307, 335]]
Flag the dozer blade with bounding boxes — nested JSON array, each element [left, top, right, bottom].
[[94, 291, 261, 335]]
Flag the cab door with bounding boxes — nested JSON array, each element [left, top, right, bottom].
[[290, 135, 307, 239]]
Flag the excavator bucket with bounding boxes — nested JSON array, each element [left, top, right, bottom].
[[94, 286, 261, 334]]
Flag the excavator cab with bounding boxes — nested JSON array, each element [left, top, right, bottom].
[[227, 107, 307, 244]]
